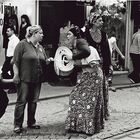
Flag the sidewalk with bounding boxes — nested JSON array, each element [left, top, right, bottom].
[[1, 86, 140, 139], [91, 86, 140, 140], [1, 47, 140, 139], [8, 83, 73, 105], [7, 74, 140, 105]]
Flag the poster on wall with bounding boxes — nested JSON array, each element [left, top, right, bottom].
[[1, 3, 18, 50], [3, 4, 18, 34], [0, 3, 18, 30]]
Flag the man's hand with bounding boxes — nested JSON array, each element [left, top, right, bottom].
[[46, 57, 54, 64], [10, 58, 14, 64], [13, 74, 20, 84], [121, 55, 125, 60], [47, 57, 54, 62]]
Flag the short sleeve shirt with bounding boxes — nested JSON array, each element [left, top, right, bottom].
[[108, 37, 116, 55], [13, 39, 47, 83]]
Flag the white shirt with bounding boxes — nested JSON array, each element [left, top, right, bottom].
[[129, 32, 140, 54], [108, 36, 116, 55], [6, 34, 20, 57], [81, 46, 100, 65]]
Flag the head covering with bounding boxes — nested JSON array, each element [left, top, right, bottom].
[[69, 28, 77, 36], [89, 12, 101, 24], [69, 26, 81, 38]]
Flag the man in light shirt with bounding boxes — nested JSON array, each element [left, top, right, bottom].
[[128, 25, 140, 83], [1, 26, 19, 93]]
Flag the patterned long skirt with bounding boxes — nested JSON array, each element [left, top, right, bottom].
[[65, 66, 104, 135]]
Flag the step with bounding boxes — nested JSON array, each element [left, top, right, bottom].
[[55, 71, 130, 87], [113, 70, 128, 76], [112, 71, 130, 86]]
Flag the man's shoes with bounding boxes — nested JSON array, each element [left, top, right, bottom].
[[13, 126, 22, 133], [28, 124, 40, 129]]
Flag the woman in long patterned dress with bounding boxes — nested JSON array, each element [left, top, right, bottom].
[[85, 12, 111, 120], [65, 26, 104, 135]]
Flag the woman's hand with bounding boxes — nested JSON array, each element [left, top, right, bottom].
[[46, 57, 54, 64], [48, 57, 54, 61], [121, 55, 125, 60], [74, 60, 82, 66], [13, 74, 20, 84]]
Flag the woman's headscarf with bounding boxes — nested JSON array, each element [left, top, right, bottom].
[[69, 26, 82, 39], [89, 12, 101, 24]]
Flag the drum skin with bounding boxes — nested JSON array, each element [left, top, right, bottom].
[[54, 46, 74, 76]]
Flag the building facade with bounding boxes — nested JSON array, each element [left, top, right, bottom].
[[0, 0, 139, 71], [0, 0, 94, 54]]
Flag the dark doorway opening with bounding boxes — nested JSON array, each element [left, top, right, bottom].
[[39, 1, 85, 50], [39, 1, 86, 84]]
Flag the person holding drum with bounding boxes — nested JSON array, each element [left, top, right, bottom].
[[65, 26, 104, 135]]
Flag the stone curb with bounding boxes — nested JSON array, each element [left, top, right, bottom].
[[8, 93, 70, 106], [88, 126, 140, 140], [9, 83, 140, 105], [109, 83, 140, 92], [102, 127, 140, 140]]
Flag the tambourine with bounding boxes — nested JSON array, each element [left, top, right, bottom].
[[54, 46, 74, 76]]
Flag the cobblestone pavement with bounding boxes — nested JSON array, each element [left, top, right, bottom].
[[1, 87, 140, 139]]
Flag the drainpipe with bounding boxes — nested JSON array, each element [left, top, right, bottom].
[[35, 0, 39, 25]]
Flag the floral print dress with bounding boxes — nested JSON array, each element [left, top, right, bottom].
[[65, 64, 104, 135]]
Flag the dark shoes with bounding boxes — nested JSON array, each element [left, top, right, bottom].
[[67, 129, 77, 133], [13, 126, 22, 133], [67, 129, 93, 136], [28, 124, 40, 129], [86, 133, 93, 136], [14, 124, 40, 133]]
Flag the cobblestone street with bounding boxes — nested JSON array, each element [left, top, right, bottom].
[[0, 86, 140, 139], [0, 0, 140, 139]]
